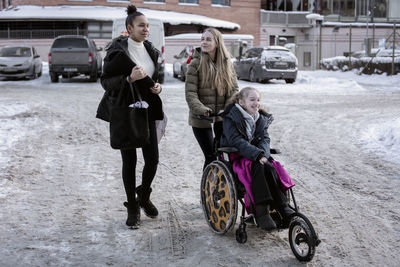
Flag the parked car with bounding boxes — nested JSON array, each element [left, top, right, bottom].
[[48, 35, 102, 82], [376, 49, 400, 58], [173, 46, 193, 81], [351, 48, 380, 58], [234, 46, 298, 83], [0, 45, 43, 80]]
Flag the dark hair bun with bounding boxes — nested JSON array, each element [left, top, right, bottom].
[[126, 5, 137, 15]]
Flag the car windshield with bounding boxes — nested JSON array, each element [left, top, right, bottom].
[[0, 47, 31, 57], [52, 39, 89, 48]]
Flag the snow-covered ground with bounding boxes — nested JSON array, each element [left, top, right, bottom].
[[0, 64, 400, 266]]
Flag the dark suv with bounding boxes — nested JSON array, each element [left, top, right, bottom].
[[48, 35, 102, 82]]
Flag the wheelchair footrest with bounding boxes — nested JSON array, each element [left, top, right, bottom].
[[244, 214, 256, 225]]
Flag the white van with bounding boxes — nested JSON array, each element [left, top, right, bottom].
[[112, 17, 165, 83]]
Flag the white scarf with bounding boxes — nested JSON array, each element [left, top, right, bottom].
[[127, 38, 155, 78], [235, 103, 260, 141]]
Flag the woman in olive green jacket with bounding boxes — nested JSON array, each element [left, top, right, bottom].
[[185, 27, 239, 170]]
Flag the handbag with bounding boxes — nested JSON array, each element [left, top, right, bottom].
[[109, 81, 150, 149], [155, 111, 167, 144]]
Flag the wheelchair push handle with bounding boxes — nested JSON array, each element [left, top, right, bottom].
[[196, 112, 225, 122]]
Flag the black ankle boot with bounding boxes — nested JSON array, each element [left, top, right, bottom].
[[136, 185, 158, 218], [124, 201, 140, 228], [279, 205, 295, 220], [255, 204, 277, 231]]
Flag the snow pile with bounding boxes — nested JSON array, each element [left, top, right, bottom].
[[293, 71, 366, 94], [360, 118, 400, 164], [321, 53, 400, 74], [166, 33, 253, 40]]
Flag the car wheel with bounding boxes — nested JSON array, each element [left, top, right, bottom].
[[180, 67, 186, 82], [249, 68, 257, 83], [98, 62, 103, 76], [89, 71, 98, 82], [30, 68, 38, 80], [262, 78, 270, 83], [50, 72, 59, 83], [285, 79, 295, 84]]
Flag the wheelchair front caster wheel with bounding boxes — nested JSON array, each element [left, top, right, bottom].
[[236, 228, 247, 243], [289, 217, 316, 262]]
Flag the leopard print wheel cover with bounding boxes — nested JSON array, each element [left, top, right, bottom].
[[204, 165, 233, 232]]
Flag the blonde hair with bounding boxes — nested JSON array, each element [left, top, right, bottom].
[[230, 87, 260, 104], [198, 28, 237, 96]]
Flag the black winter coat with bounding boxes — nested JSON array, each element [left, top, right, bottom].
[[96, 36, 163, 122], [220, 104, 274, 161]]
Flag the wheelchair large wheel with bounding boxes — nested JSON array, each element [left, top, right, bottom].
[[200, 161, 238, 234], [289, 216, 317, 262]]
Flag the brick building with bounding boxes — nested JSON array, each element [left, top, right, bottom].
[[1, 0, 262, 43]]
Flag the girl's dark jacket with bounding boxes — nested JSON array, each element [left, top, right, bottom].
[[96, 36, 163, 122], [220, 104, 274, 161]]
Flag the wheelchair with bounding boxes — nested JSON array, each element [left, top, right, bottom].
[[200, 145, 321, 262]]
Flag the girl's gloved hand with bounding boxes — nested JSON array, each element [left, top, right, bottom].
[[259, 156, 268, 165]]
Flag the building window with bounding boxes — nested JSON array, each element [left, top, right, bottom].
[[87, 21, 112, 39], [179, 0, 198, 3], [372, 0, 387, 18], [0, 20, 111, 39], [304, 52, 311, 67], [322, 0, 356, 17], [212, 0, 230, 6], [262, 0, 309, 12], [356, 0, 386, 18], [144, 0, 165, 3]]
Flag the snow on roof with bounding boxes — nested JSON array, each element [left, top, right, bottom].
[[306, 13, 324, 21], [0, 5, 240, 30], [323, 21, 399, 27], [166, 33, 253, 40]]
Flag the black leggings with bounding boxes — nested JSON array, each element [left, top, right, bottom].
[[192, 122, 223, 170], [251, 161, 288, 209], [120, 120, 158, 204]]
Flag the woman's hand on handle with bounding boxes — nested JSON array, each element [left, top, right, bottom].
[[128, 66, 147, 83], [150, 83, 162, 94]]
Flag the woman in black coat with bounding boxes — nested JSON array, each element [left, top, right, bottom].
[[97, 5, 163, 229]]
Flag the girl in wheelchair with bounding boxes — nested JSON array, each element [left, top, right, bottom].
[[220, 86, 294, 231]]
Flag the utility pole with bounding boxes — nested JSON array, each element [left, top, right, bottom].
[[392, 23, 396, 75], [349, 24, 352, 68]]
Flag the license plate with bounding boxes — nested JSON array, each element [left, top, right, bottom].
[[275, 62, 287, 66], [64, 68, 77, 72]]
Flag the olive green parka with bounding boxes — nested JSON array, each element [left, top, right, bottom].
[[185, 47, 239, 128]]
